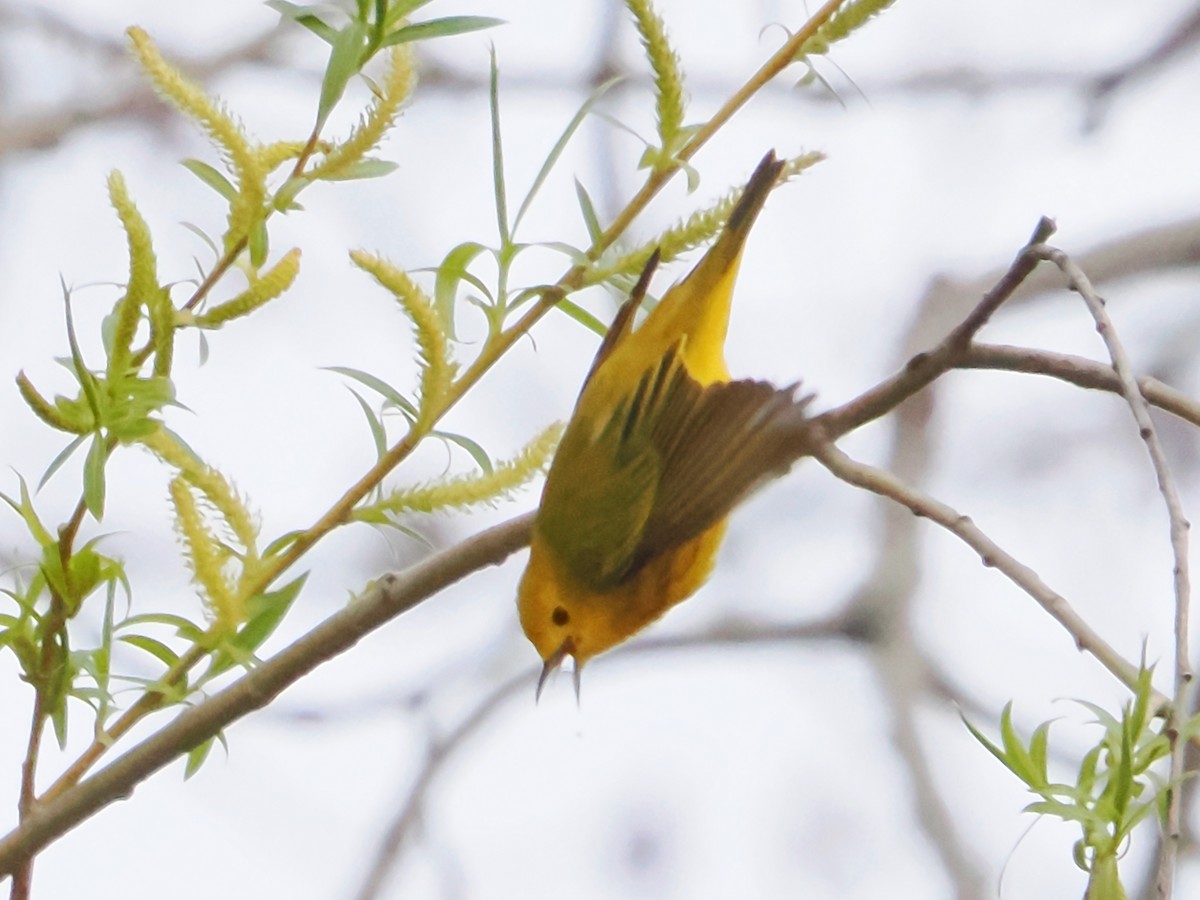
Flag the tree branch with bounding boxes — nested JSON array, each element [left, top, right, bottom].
[[0, 512, 535, 876]]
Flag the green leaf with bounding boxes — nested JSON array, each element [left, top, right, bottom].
[[488, 47, 509, 247], [62, 281, 102, 424], [1075, 699, 1121, 734], [962, 711, 1022, 778], [324, 366, 419, 420], [432, 429, 492, 475], [238, 577, 307, 653], [1028, 720, 1051, 787], [1023, 800, 1103, 828], [262, 530, 306, 558], [51, 696, 69, 750], [2, 474, 54, 547], [434, 241, 487, 339], [536, 242, 589, 269], [267, 1, 340, 43], [119, 633, 181, 668], [317, 21, 369, 130], [273, 175, 311, 212], [83, 435, 108, 520], [382, 16, 504, 47], [117, 612, 207, 642], [1075, 748, 1099, 796], [38, 435, 89, 491], [386, 0, 436, 26], [182, 159, 238, 202], [995, 702, 1042, 788], [248, 219, 269, 270], [206, 575, 307, 679], [575, 178, 603, 245], [512, 75, 621, 233], [318, 158, 399, 181], [554, 296, 607, 337], [181, 221, 220, 258], [1130, 662, 1154, 735], [348, 388, 388, 461], [184, 734, 216, 779]]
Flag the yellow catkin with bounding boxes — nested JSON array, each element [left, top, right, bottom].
[[625, 0, 685, 148], [126, 27, 266, 252], [144, 427, 259, 558], [106, 170, 160, 377], [170, 475, 242, 629], [194, 249, 301, 328], [350, 250, 454, 419], [588, 151, 824, 287], [16, 372, 89, 434], [358, 423, 562, 518]]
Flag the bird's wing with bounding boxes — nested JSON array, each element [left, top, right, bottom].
[[533, 354, 673, 591], [538, 343, 812, 592], [627, 362, 814, 574]]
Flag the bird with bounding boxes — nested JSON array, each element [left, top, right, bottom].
[[517, 150, 813, 696]]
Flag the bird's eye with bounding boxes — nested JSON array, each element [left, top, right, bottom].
[[551, 606, 570, 626]]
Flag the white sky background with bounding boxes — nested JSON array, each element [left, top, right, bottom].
[[1, 1, 1199, 898]]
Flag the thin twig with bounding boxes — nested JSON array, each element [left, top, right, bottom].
[[1031, 246, 1193, 898], [811, 441, 1156, 701], [960, 344, 1200, 428], [814, 217, 1058, 442], [353, 673, 531, 900], [354, 615, 848, 899]]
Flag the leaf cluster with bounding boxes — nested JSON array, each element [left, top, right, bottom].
[[965, 666, 1200, 899]]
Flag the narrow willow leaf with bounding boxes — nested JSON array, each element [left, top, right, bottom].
[[182, 159, 238, 202], [348, 388, 388, 460], [210, 574, 307, 677], [319, 158, 399, 181], [248, 219, 269, 269], [181, 222, 220, 258], [488, 48, 509, 246], [434, 241, 487, 339], [386, 0, 436, 25], [554, 296, 607, 337], [62, 282, 101, 424], [273, 175, 312, 212], [512, 76, 621, 233], [184, 734, 216, 779], [119, 633, 181, 667], [323, 366, 419, 420], [317, 21, 369, 129], [382, 16, 504, 47], [433, 429, 493, 475], [2, 475, 53, 547], [38, 435, 89, 491], [118, 612, 207, 639], [575, 178, 603, 244], [267, 1, 339, 43], [261, 529, 306, 558], [83, 435, 108, 519]]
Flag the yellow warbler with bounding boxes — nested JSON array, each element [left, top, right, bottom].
[[518, 151, 812, 694]]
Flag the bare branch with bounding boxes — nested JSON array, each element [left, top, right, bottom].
[[812, 440, 1154, 700], [1031, 245, 1193, 897], [961, 344, 1200, 428]]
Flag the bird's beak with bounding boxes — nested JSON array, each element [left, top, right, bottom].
[[536, 638, 578, 702]]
